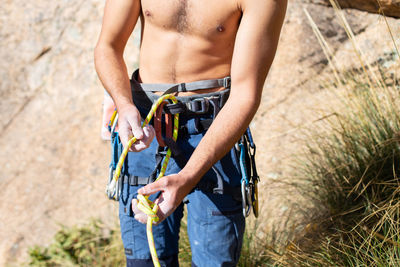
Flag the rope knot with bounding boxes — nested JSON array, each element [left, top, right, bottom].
[[137, 194, 159, 223]]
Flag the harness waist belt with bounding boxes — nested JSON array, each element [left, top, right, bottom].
[[131, 69, 231, 94], [130, 69, 231, 114]]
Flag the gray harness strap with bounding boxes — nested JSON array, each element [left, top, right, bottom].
[[131, 69, 231, 94]]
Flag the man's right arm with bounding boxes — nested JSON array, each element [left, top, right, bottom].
[[95, 0, 154, 151]]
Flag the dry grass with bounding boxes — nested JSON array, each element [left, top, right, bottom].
[[282, 1, 400, 265]]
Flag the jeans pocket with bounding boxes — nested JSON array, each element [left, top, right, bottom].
[[211, 206, 245, 264], [188, 190, 245, 266]]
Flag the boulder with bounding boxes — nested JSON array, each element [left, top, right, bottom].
[[306, 0, 400, 18]]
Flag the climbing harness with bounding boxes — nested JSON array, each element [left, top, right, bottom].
[[107, 94, 179, 267]]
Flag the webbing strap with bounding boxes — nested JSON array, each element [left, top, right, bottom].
[[124, 175, 153, 186], [195, 181, 242, 202], [131, 69, 231, 93]]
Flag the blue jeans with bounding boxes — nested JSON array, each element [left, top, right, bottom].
[[118, 104, 245, 267]]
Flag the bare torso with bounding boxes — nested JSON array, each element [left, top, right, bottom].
[[138, 0, 242, 94]]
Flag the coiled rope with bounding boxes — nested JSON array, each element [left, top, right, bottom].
[[107, 94, 179, 267]]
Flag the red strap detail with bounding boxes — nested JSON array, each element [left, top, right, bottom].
[[154, 101, 174, 147], [165, 112, 172, 141], [154, 101, 168, 147]]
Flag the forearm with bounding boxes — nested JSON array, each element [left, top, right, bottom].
[[180, 87, 261, 188], [94, 0, 140, 111], [94, 45, 134, 111]]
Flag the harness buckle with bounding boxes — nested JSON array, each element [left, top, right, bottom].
[[186, 98, 209, 114], [241, 180, 252, 217], [223, 77, 231, 88]]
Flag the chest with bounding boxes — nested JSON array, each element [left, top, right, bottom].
[[140, 0, 241, 35]]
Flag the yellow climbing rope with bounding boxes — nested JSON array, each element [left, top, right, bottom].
[[107, 94, 179, 267]]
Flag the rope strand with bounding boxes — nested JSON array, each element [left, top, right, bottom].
[[108, 94, 179, 267]]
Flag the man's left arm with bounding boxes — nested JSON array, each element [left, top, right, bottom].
[[134, 0, 287, 224]]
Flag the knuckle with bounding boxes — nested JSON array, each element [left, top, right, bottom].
[[132, 147, 143, 152], [161, 178, 170, 188], [132, 143, 145, 151]]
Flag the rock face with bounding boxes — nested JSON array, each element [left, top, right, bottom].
[[0, 0, 140, 265], [309, 0, 400, 18], [0, 0, 398, 265]]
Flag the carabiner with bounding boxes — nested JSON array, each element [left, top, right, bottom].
[[239, 140, 252, 217], [106, 166, 116, 199], [251, 180, 259, 217], [106, 166, 122, 201], [241, 179, 251, 217]]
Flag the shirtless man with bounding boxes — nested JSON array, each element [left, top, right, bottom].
[[95, 0, 286, 265]]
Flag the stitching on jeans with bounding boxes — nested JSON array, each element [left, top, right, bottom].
[[211, 207, 242, 216]]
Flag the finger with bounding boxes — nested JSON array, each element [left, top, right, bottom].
[[131, 126, 155, 151], [146, 125, 156, 140], [138, 180, 164, 196], [132, 199, 149, 224], [142, 125, 155, 144], [130, 140, 148, 152], [153, 198, 164, 225]]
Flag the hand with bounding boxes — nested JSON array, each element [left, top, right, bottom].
[[132, 173, 193, 225], [118, 104, 155, 152]]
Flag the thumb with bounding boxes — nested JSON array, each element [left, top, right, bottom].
[[138, 180, 164, 196]]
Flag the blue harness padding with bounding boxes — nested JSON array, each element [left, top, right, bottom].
[[110, 131, 120, 170]]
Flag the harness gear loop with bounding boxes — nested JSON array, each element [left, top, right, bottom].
[[106, 94, 179, 267]]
